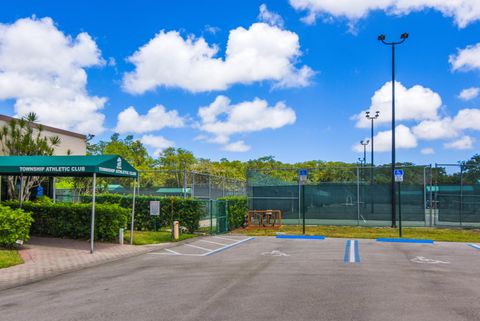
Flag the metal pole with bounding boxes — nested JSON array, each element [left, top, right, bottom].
[[52, 177, 56, 203], [130, 178, 136, 245], [208, 175, 212, 200], [222, 178, 225, 197], [423, 167, 426, 227], [19, 174, 24, 208], [429, 165, 433, 227], [460, 165, 464, 226], [356, 166, 360, 226], [137, 172, 141, 196], [371, 118, 374, 169], [192, 172, 195, 198], [302, 184, 306, 234], [391, 43, 397, 228], [183, 167, 187, 199], [90, 173, 96, 254], [298, 180, 301, 226], [398, 182, 402, 238]]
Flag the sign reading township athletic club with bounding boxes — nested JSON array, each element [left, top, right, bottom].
[[19, 166, 86, 173]]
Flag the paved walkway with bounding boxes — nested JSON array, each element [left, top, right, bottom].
[[0, 236, 165, 290]]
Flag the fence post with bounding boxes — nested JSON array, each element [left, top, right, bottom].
[[423, 166, 426, 227], [356, 166, 360, 226], [209, 199, 212, 235], [460, 164, 464, 227], [430, 164, 434, 227], [208, 175, 212, 200], [222, 178, 225, 197], [183, 166, 187, 199], [192, 172, 195, 198]]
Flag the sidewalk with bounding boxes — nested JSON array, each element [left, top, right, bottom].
[[0, 236, 167, 290]]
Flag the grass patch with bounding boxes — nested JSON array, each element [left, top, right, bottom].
[[0, 249, 23, 269], [233, 225, 480, 243], [125, 230, 197, 245]]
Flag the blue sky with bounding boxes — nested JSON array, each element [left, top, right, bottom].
[[1, 0, 480, 165]]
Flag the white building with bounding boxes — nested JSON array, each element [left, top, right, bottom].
[[0, 114, 87, 156]]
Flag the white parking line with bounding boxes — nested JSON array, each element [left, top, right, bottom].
[[349, 239, 356, 263], [198, 239, 229, 246], [185, 244, 214, 252], [165, 248, 181, 255], [213, 236, 242, 242]]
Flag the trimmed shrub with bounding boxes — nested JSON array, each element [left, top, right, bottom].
[[3, 201, 128, 241], [0, 205, 33, 247], [82, 194, 204, 233], [219, 196, 248, 230]]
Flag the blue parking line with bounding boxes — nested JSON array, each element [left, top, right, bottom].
[[376, 238, 434, 244], [276, 235, 325, 240], [468, 244, 480, 250], [344, 240, 350, 263]]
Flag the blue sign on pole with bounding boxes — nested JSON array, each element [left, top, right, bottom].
[[394, 169, 404, 182], [299, 169, 308, 184]]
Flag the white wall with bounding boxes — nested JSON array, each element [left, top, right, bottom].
[[0, 117, 86, 156]]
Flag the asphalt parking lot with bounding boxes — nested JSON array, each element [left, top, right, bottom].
[[0, 236, 479, 321]]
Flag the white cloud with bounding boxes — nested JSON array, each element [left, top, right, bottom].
[[122, 22, 313, 94], [0, 17, 106, 134], [412, 118, 459, 140], [115, 105, 185, 134], [452, 108, 480, 130], [223, 140, 250, 152], [354, 81, 442, 128], [450, 43, 480, 71], [289, 0, 480, 28], [421, 147, 435, 155], [353, 124, 417, 152], [458, 87, 480, 100], [141, 134, 175, 156], [444, 135, 474, 150], [198, 95, 296, 151], [258, 4, 285, 28]]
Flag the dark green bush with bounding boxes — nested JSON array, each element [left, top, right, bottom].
[[219, 196, 247, 230], [3, 201, 128, 241], [0, 205, 34, 247], [82, 194, 204, 233]]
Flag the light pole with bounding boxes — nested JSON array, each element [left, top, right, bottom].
[[365, 111, 380, 170], [378, 32, 409, 228], [360, 140, 369, 168]]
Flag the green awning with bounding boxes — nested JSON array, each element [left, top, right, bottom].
[[0, 155, 137, 178]]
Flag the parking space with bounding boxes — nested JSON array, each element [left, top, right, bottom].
[[149, 235, 254, 257], [1, 236, 480, 321]]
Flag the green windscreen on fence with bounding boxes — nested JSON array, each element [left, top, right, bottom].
[[248, 165, 480, 227], [246, 166, 458, 227]]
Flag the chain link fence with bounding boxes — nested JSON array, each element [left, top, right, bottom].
[[248, 164, 480, 227]]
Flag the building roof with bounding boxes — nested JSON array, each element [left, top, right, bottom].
[[0, 114, 86, 140], [0, 155, 137, 178]]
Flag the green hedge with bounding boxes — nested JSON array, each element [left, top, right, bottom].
[[0, 205, 33, 247], [82, 194, 204, 233], [219, 196, 247, 230], [3, 201, 128, 241]]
